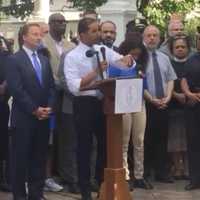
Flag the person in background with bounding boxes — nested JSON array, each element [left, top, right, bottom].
[[100, 20, 118, 52], [82, 10, 98, 20], [125, 18, 147, 36], [143, 25, 177, 183], [181, 31, 200, 190], [167, 34, 191, 180], [42, 13, 75, 192], [160, 20, 184, 58], [119, 32, 153, 190], [0, 36, 11, 192]]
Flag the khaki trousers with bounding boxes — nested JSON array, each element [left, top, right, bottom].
[[122, 104, 146, 180]]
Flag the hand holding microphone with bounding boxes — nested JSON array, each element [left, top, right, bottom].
[[85, 47, 108, 80]]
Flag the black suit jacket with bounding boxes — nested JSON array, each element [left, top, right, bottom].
[[6, 49, 55, 127]]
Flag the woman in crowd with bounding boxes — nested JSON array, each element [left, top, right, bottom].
[[119, 32, 153, 190], [181, 32, 200, 190], [167, 35, 191, 180]]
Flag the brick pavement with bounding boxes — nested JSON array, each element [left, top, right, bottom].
[[1, 181, 200, 200]]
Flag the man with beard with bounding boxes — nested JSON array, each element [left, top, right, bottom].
[[100, 20, 119, 52]]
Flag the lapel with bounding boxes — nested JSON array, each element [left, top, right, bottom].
[[44, 34, 60, 60], [21, 49, 44, 87]]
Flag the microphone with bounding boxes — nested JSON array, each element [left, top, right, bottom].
[[100, 47, 106, 61], [85, 49, 104, 80], [85, 49, 96, 57]]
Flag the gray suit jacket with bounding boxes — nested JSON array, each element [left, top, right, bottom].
[[43, 34, 75, 86], [57, 49, 75, 114]]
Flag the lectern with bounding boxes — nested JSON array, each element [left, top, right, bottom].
[[81, 77, 143, 200]]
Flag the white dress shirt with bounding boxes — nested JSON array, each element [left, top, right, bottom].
[[55, 40, 65, 56], [64, 41, 122, 97], [23, 45, 42, 71]]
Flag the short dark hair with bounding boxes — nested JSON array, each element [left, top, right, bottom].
[[21, 23, 40, 36], [48, 13, 65, 24], [78, 18, 97, 35], [82, 10, 97, 19], [119, 32, 148, 71], [100, 20, 116, 30], [169, 34, 191, 55]]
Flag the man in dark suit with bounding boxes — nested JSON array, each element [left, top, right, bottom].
[[6, 23, 55, 200], [0, 36, 11, 192]]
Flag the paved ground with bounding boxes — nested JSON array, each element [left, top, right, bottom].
[[1, 180, 200, 200]]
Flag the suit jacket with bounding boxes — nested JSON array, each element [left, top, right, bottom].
[[0, 50, 10, 102], [57, 49, 75, 114], [6, 49, 55, 127], [42, 34, 75, 85]]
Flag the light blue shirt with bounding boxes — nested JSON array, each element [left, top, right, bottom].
[[146, 50, 177, 97], [23, 45, 42, 71]]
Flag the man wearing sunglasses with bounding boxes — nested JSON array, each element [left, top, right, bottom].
[[42, 13, 75, 193]]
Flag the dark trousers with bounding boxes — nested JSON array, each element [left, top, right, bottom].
[[0, 102, 10, 184], [11, 120, 49, 200], [144, 103, 169, 178], [185, 104, 200, 184], [0, 102, 9, 160], [53, 90, 64, 175], [58, 113, 78, 184], [73, 96, 106, 194]]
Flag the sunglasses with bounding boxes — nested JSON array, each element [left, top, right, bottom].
[[51, 19, 67, 25]]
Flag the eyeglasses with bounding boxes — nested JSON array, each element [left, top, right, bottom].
[[51, 19, 67, 25]]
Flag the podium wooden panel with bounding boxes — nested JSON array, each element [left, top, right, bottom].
[[81, 78, 132, 200]]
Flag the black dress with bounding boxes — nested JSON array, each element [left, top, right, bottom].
[[168, 59, 187, 152], [183, 53, 200, 185]]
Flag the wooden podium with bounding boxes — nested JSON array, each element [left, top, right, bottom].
[[82, 78, 132, 200]]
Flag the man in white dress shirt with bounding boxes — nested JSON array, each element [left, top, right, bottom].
[[64, 17, 132, 200]]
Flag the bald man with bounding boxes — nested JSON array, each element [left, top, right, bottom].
[[143, 25, 177, 183], [160, 20, 184, 58], [42, 13, 77, 193]]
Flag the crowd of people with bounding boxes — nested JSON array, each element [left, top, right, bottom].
[[0, 10, 200, 200]]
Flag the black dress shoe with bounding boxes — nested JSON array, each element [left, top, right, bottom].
[[185, 183, 200, 191], [81, 190, 92, 200], [0, 182, 12, 192], [127, 180, 133, 191], [155, 175, 174, 183], [134, 179, 153, 190], [91, 181, 99, 192], [68, 183, 80, 194]]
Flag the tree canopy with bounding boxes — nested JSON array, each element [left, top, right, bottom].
[[70, 0, 107, 11], [141, 0, 198, 32], [0, 0, 34, 19]]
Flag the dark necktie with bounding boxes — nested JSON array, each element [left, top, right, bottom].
[[32, 52, 42, 85], [152, 51, 164, 98]]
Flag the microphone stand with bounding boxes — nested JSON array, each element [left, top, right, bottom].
[[95, 51, 104, 80]]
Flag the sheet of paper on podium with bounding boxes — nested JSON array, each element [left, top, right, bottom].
[[115, 79, 143, 114]]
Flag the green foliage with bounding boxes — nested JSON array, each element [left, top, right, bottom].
[[143, 0, 197, 34], [70, 0, 107, 11], [185, 17, 200, 46], [0, 0, 34, 19]]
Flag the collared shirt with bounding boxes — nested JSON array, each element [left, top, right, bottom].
[[23, 45, 42, 71], [55, 40, 64, 56], [64, 41, 122, 97], [146, 50, 177, 97]]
